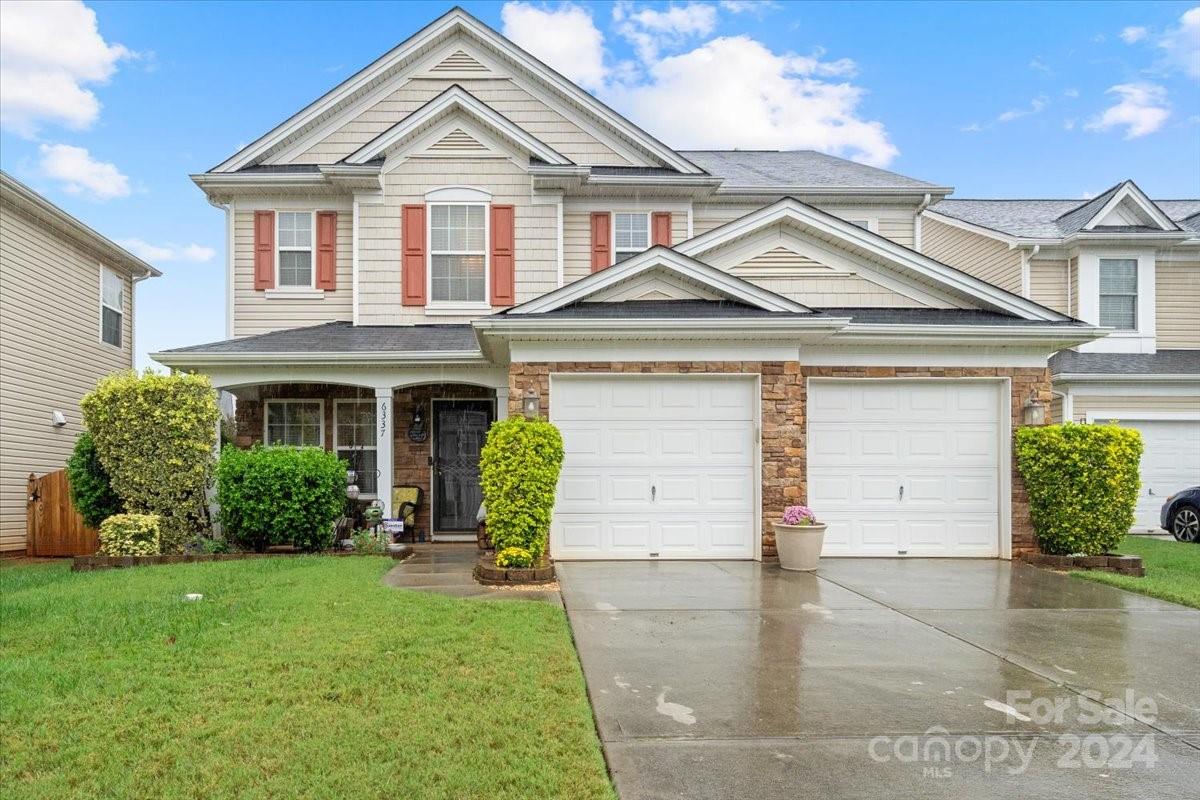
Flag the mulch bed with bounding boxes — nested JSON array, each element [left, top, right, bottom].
[[72, 546, 413, 572], [1017, 551, 1144, 577]]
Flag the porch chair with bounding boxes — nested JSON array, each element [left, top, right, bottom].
[[391, 486, 424, 543]]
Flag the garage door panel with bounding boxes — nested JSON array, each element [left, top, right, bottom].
[[1100, 418, 1200, 529]]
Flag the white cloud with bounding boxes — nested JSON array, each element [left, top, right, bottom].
[[0, 0, 130, 136], [1063, 87, 1080, 98], [1120, 26, 1149, 44], [116, 238, 215, 263], [500, 2, 607, 91], [37, 143, 130, 199], [1084, 83, 1171, 138], [997, 95, 1048, 123], [1063, 118, 1077, 131], [720, 1, 780, 13], [1028, 57, 1051, 74], [613, 2, 718, 63], [1157, 6, 1200, 79], [960, 122, 983, 133]]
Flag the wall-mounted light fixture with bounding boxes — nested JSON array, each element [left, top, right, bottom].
[[1022, 390, 1046, 427], [522, 388, 540, 419], [51, 410, 67, 428]]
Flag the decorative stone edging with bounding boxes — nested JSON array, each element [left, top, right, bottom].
[[1017, 552, 1144, 577], [73, 546, 413, 572], [473, 556, 556, 585]]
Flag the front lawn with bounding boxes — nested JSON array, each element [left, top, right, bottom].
[[0, 557, 614, 800], [1072, 536, 1200, 609]]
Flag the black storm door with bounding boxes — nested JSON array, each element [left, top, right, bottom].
[[433, 400, 493, 531]]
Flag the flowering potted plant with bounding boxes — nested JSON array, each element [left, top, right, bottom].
[[774, 505, 826, 571]]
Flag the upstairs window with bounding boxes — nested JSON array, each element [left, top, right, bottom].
[[277, 212, 313, 287], [1099, 258, 1138, 330], [335, 401, 378, 496], [100, 267, 123, 348], [265, 400, 323, 447], [614, 212, 649, 263], [430, 203, 486, 303]]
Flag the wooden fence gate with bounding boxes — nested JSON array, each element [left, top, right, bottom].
[[26, 470, 99, 556]]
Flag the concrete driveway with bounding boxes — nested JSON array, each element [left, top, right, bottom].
[[557, 559, 1200, 799]]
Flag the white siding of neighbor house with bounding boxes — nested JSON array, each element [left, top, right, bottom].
[[232, 206, 353, 338], [692, 202, 917, 248], [290, 78, 632, 166], [357, 156, 558, 325], [1156, 261, 1200, 350], [562, 211, 688, 285], [1029, 258, 1069, 315], [921, 217, 1023, 294], [0, 199, 134, 552]]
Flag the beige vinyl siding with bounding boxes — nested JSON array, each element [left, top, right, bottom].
[[739, 273, 927, 307], [1070, 394, 1200, 423], [692, 202, 917, 248], [562, 210, 687, 285], [875, 216, 915, 249], [1050, 396, 1064, 425], [232, 207, 352, 338], [0, 199, 134, 552], [358, 157, 557, 324], [1068, 257, 1079, 317], [692, 202, 763, 236], [291, 78, 631, 166], [737, 246, 824, 271], [1156, 261, 1200, 349], [921, 217, 1022, 294], [1029, 258, 1069, 315]]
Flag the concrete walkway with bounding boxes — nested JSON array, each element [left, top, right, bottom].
[[557, 559, 1200, 800], [383, 543, 560, 604]]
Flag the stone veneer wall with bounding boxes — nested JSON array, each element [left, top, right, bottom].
[[509, 363, 1051, 559]]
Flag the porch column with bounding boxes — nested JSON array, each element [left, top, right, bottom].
[[375, 387, 394, 518], [495, 387, 509, 421]]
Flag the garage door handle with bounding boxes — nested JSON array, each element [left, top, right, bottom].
[[898, 485, 904, 501], [651, 485, 656, 502]]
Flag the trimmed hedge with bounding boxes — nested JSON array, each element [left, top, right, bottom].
[[66, 432, 123, 528], [480, 417, 564, 564], [216, 445, 346, 552], [98, 513, 162, 556], [1015, 423, 1143, 555]]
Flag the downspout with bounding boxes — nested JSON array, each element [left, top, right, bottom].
[[205, 194, 234, 339], [1021, 244, 1039, 298], [131, 270, 153, 371], [913, 192, 932, 253], [1049, 388, 1073, 424]]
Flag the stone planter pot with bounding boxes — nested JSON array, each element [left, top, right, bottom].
[[774, 522, 827, 572]]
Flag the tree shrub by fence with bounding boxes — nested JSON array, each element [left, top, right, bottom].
[[98, 513, 162, 556], [479, 417, 564, 564], [66, 432, 123, 528]]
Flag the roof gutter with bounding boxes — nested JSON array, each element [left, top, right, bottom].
[[152, 350, 488, 368], [1052, 372, 1200, 384]]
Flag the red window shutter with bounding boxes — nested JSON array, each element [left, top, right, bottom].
[[253, 210, 275, 290], [401, 204, 426, 306], [490, 204, 515, 307], [316, 211, 337, 290], [590, 212, 611, 272], [651, 212, 672, 247]]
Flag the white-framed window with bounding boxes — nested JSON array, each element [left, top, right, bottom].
[[1098, 258, 1138, 330], [429, 203, 487, 303], [613, 212, 649, 263], [264, 400, 323, 447], [277, 211, 314, 288], [100, 267, 123, 348], [334, 400, 378, 497], [845, 218, 878, 232]]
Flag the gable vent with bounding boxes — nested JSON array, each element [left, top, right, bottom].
[[430, 50, 490, 73], [428, 128, 489, 153], [733, 246, 828, 275]]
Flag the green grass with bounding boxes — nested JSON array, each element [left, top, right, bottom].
[[1072, 536, 1200, 609], [0, 557, 614, 800]]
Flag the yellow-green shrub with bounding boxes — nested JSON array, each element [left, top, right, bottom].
[[1015, 423, 1143, 555], [81, 370, 220, 552], [98, 513, 161, 556], [495, 546, 533, 568], [480, 417, 564, 563]]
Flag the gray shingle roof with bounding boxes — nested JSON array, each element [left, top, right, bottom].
[[159, 321, 478, 354], [678, 150, 945, 190], [1050, 349, 1200, 376]]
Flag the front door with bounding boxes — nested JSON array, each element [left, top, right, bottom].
[[433, 400, 493, 532]]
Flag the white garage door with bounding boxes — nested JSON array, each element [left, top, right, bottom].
[[550, 375, 757, 560], [1095, 418, 1200, 530], [809, 381, 1002, 557]]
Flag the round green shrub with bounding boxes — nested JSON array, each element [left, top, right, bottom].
[[98, 513, 161, 556], [1015, 423, 1143, 555], [216, 445, 346, 552], [495, 546, 533, 568], [66, 432, 123, 528], [479, 416, 564, 563]]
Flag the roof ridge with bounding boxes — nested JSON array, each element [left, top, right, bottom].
[[1053, 180, 1127, 222]]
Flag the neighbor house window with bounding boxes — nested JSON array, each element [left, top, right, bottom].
[[100, 267, 123, 347], [335, 400, 378, 496], [429, 203, 486, 303], [613, 212, 649, 263], [1099, 258, 1138, 330], [277, 212, 313, 287], [264, 400, 323, 447]]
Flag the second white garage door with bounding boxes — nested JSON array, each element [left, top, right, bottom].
[[1090, 417, 1200, 530], [550, 375, 757, 560], [808, 381, 1003, 557]]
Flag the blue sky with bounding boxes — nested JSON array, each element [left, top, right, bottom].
[[2, 0, 1197, 368]]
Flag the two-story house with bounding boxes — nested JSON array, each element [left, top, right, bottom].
[[0, 172, 161, 554], [923, 185, 1200, 529], [155, 8, 1114, 561]]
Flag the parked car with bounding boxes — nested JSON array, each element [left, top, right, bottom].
[[1161, 488, 1200, 543]]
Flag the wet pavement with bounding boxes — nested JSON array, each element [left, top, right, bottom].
[[382, 543, 560, 604], [557, 558, 1200, 799]]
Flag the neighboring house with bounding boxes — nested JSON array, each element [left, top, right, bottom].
[[924, 183, 1200, 529], [155, 8, 1106, 561], [0, 172, 161, 553]]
